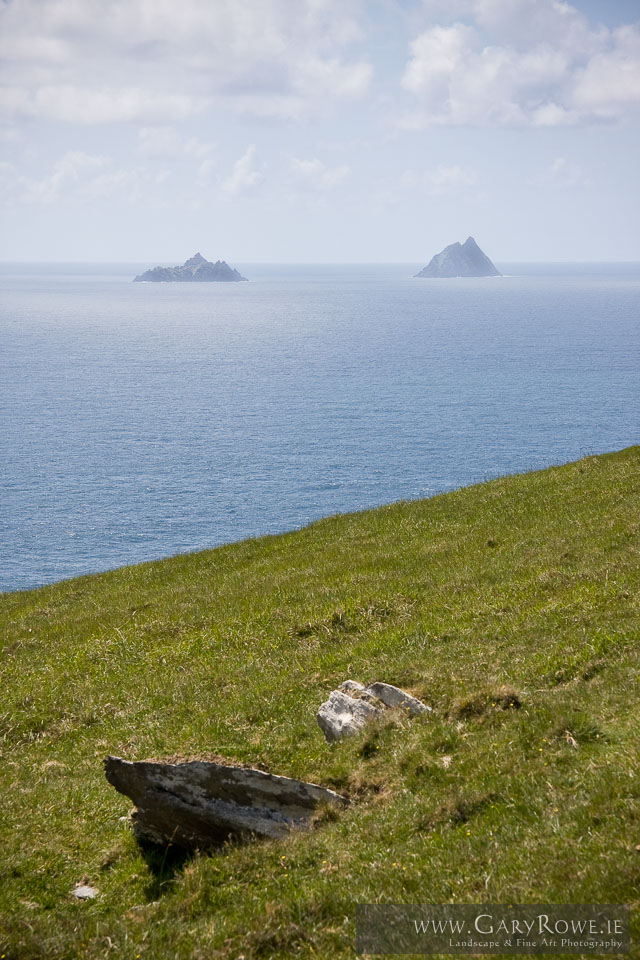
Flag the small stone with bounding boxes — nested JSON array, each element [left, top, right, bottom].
[[72, 884, 98, 899]]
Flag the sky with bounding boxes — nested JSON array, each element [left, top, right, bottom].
[[1, 0, 639, 262]]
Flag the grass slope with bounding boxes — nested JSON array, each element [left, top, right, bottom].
[[1, 448, 639, 959]]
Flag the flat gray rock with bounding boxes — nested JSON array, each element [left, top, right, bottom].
[[317, 681, 431, 742], [104, 756, 348, 849]]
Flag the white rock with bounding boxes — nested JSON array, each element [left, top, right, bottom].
[[72, 884, 98, 899], [317, 681, 431, 742], [317, 690, 380, 742], [365, 682, 431, 716]]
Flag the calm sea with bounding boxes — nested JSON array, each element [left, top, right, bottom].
[[1, 261, 638, 593]]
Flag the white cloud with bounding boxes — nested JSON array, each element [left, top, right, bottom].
[[229, 94, 306, 121], [184, 137, 216, 180], [0, 85, 198, 125], [401, 163, 478, 196], [0, 150, 173, 206], [222, 145, 263, 197], [137, 127, 182, 157], [549, 156, 591, 186], [402, 1, 640, 126], [420, 1, 475, 19], [137, 128, 216, 179], [570, 25, 640, 120], [403, 24, 475, 97], [294, 57, 373, 101], [470, 0, 601, 53], [290, 157, 351, 190], [531, 156, 592, 188], [21, 151, 108, 204], [424, 164, 477, 195], [530, 102, 574, 126], [0, 0, 371, 126], [78, 167, 146, 203]]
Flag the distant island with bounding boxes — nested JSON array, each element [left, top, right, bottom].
[[415, 237, 501, 278], [134, 253, 247, 282]]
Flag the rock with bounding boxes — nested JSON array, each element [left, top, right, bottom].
[[72, 884, 98, 899], [134, 253, 247, 282], [104, 756, 348, 850], [365, 682, 429, 717], [415, 236, 501, 278], [317, 690, 380, 743], [317, 681, 431, 742]]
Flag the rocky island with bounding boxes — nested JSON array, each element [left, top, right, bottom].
[[415, 236, 501, 278], [134, 253, 247, 282]]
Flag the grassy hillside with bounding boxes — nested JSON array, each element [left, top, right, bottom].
[[1, 447, 638, 959]]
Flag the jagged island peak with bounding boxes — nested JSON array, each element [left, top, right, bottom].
[[415, 237, 501, 278], [134, 253, 248, 282]]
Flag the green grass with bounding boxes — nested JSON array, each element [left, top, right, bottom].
[[1, 447, 639, 959]]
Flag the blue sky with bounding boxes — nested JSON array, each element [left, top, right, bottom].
[[1, 0, 639, 262]]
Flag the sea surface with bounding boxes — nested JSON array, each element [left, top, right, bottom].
[[1, 261, 639, 594]]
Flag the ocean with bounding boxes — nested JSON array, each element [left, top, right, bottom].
[[1, 261, 638, 593]]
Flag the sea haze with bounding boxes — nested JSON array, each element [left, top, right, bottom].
[[1, 262, 638, 593]]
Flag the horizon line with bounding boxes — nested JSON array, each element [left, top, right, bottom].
[[2, 258, 640, 266]]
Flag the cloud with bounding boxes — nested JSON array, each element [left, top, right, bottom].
[[423, 163, 477, 195], [402, 1, 640, 126], [470, 0, 601, 52], [400, 163, 478, 196], [0, 0, 371, 126], [136, 126, 182, 157], [184, 137, 216, 180], [370, 161, 480, 211], [0, 85, 199, 125], [293, 57, 372, 101], [222, 145, 263, 197], [570, 25, 640, 121], [137, 128, 216, 178], [0, 149, 172, 205], [531, 156, 592, 188], [290, 157, 351, 190], [20, 151, 108, 204]]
